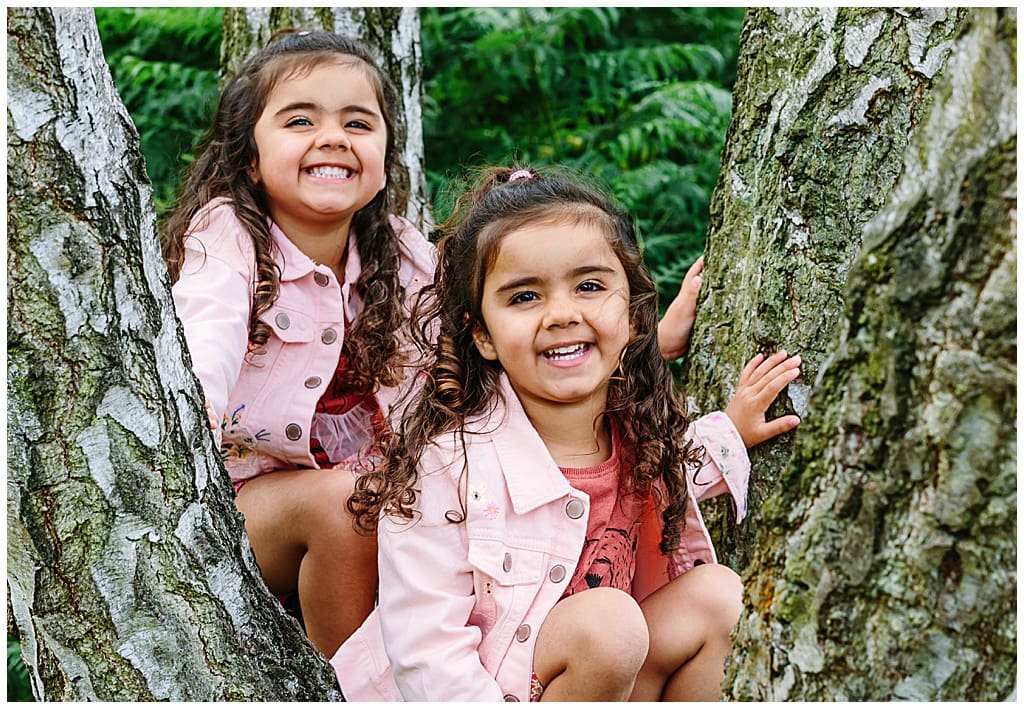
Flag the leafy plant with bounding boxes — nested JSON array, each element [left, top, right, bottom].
[[420, 7, 744, 310], [7, 635, 32, 701]]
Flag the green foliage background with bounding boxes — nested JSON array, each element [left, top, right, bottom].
[[422, 7, 743, 297], [6, 7, 742, 699]]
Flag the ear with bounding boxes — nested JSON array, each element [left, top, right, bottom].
[[471, 321, 499, 361]]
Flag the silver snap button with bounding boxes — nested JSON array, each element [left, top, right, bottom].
[[313, 271, 330, 287], [502, 552, 512, 572], [565, 498, 585, 519], [515, 623, 531, 642], [548, 565, 566, 583], [503, 694, 519, 702], [285, 423, 302, 440], [274, 312, 290, 329], [321, 327, 338, 345], [304, 376, 322, 389]]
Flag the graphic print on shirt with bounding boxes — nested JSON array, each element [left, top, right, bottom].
[[564, 525, 639, 596]]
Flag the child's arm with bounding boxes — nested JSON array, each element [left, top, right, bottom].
[[376, 451, 505, 701], [657, 255, 703, 360], [170, 207, 253, 444]]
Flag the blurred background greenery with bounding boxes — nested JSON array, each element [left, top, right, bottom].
[[7, 6, 742, 699]]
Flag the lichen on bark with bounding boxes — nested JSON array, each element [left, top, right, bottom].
[[717, 7, 1015, 701]]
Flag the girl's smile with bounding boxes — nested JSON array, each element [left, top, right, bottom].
[[473, 218, 631, 417]]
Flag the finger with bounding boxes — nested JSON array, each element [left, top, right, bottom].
[[737, 352, 766, 386], [744, 351, 793, 393], [760, 414, 801, 441], [751, 361, 802, 404], [685, 254, 705, 280], [673, 255, 705, 296]]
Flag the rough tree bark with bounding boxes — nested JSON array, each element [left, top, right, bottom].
[[684, 7, 1015, 700], [220, 7, 429, 230], [6, 7, 339, 700]]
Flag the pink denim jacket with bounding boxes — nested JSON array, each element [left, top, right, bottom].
[[171, 199, 436, 483], [331, 374, 750, 701]]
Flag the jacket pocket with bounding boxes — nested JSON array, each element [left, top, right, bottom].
[[266, 305, 314, 344], [468, 538, 546, 586], [467, 539, 546, 632]]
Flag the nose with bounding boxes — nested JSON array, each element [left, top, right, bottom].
[[542, 293, 581, 329], [317, 124, 351, 150]]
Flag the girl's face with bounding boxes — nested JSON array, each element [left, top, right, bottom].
[[251, 60, 387, 238], [472, 218, 631, 415]]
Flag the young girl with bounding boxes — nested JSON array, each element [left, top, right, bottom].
[[334, 166, 802, 701], [162, 30, 437, 657]]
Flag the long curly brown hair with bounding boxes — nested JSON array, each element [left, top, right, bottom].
[[161, 29, 408, 393], [350, 165, 702, 554]]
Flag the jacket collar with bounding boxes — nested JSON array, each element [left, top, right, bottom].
[[270, 220, 363, 322], [482, 374, 575, 515], [270, 219, 362, 285]]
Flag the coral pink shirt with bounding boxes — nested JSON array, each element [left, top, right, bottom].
[[559, 424, 645, 597]]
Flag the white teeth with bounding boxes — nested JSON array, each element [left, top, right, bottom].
[[307, 166, 352, 179], [544, 344, 586, 359]]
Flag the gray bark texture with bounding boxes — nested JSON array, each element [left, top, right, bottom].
[[683, 7, 1015, 700], [220, 6, 429, 229], [6, 7, 340, 700]]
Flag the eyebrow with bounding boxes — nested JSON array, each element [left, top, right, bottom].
[[273, 102, 381, 119], [493, 265, 618, 293]]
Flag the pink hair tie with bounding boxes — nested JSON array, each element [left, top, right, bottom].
[[508, 169, 533, 182]]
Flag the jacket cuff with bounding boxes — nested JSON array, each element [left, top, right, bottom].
[[692, 411, 750, 522]]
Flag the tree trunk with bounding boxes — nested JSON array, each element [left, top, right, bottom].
[[220, 7, 429, 229], [6, 7, 340, 700], [684, 7, 1016, 700]]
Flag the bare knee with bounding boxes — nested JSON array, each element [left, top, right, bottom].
[[306, 469, 360, 531], [686, 564, 742, 635], [544, 588, 649, 692]]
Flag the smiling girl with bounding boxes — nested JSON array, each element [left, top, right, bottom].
[[337, 166, 802, 700], [162, 30, 435, 657]]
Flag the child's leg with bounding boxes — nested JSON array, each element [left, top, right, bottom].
[[234, 467, 377, 657], [532, 587, 649, 701], [629, 563, 742, 702]]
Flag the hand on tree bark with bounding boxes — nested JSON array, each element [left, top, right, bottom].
[[657, 255, 703, 360], [724, 350, 801, 448]]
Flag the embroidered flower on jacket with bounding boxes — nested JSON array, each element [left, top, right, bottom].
[[468, 484, 488, 506], [483, 501, 501, 520], [219, 404, 270, 461]]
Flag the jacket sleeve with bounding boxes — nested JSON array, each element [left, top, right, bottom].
[[688, 411, 750, 522], [170, 203, 253, 446], [376, 445, 505, 701]]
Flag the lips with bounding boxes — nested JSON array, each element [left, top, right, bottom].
[[306, 165, 354, 179], [542, 343, 590, 361]]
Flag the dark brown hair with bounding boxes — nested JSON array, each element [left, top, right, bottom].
[[162, 29, 408, 392], [350, 165, 701, 554]]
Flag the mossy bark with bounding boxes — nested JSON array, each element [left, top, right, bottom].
[[6, 7, 340, 700], [220, 7, 428, 229], [686, 7, 1016, 700]]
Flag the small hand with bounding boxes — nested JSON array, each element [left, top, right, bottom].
[[724, 350, 802, 448], [658, 255, 704, 360]]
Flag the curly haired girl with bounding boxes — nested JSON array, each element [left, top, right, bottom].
[[336, 165, 801, 700]]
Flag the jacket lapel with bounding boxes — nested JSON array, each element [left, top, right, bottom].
[[487, 374, 573, 515]]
